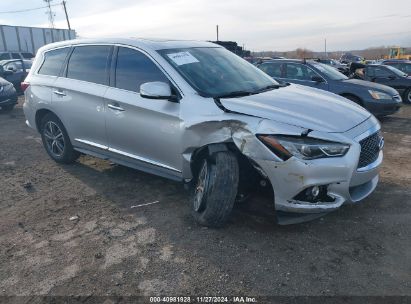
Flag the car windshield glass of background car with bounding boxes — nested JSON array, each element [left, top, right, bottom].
[[313, 62, 348, 80], [158, 47, 278, 97]]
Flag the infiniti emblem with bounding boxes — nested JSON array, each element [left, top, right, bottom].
[[378, 136, 385, 151]]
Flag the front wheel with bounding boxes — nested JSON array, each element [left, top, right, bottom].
[[191, 151, 239, 227], [40, 113, 80, 164], [403, 88, 411, 104]]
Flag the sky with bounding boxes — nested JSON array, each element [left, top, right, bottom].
[[0, 0, 410, 52]]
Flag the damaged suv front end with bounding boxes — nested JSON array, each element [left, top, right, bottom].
[[159, 46, 383, 224]]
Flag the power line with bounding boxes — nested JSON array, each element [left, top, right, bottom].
[[0, 3, 60, 14]]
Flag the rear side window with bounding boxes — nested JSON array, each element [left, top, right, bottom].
[[0, 53, 10, 60], [115, 47, 168, 92], [38, 48, 69, 76], [259, 63, 282, 77], [67, 45, 111, 85], [21, 52, 34, 59]]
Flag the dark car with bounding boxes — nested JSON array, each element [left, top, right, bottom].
[[382, 60, 411, 76], [361, 64, 411, 104], [340, 53, 364, 64], [317, 58, 349, 75], [0, 59, 32, 91], [257, 59, 402, 116], [0, 76, 18, 112]]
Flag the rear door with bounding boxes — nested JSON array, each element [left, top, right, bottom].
[[104, 46, 182, 176], [52, 45, 112, 150]]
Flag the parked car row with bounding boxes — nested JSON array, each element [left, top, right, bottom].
[[20, 38, 387, 226], [256, 59, 403, 116]]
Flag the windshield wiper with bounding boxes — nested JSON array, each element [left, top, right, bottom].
[[253, 84, 283, 93], [215, 90, 254, 99]]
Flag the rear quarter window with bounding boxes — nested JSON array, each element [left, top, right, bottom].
[[38, 48, 70, 76]]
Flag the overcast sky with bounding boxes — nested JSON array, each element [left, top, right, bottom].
[[0, 0, 410, 51]]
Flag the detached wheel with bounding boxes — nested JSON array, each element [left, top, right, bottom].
[[191, 151, 239, 227], [404, 88, 411, 104], [40, 113, 80, 164]]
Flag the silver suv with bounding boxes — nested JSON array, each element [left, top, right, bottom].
[[23, 38, 383, 226]]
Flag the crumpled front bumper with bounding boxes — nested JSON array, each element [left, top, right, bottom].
[[254, 149, 381, 213], [241, 117, 382, 214]]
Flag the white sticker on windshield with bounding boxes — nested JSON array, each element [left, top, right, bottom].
[[167, 51, 199, 66]]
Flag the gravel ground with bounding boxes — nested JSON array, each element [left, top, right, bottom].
[[0, 97, 410, 299]]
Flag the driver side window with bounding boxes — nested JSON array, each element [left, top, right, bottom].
[[285, 63, 320, 81], [115, 47, 168, 93]]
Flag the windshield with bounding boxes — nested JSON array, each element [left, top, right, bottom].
[[385, 65, 408, 77], [312, 62, 348, 80], [158, 47, 278, 98]]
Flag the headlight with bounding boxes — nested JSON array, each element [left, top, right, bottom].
[[369, 90, 391, 100], [258, 135, 350, 160]]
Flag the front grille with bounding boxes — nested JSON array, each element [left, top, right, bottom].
[[358, 132, 382, 168]]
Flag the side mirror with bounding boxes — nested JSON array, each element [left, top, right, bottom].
[[140, 81, 172, 100], [311, 75, 324, 83]]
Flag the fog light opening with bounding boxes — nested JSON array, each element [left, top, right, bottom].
[[294, 185, 335, 203]]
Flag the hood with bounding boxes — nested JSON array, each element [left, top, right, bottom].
[[220, 84, 371, 133], [342, 79, 398, 95]]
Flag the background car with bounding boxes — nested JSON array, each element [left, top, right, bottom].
[[0, 77, 18, 112], [340, 53, 365, 64], [257, 59, 402, 116], [382, 60, 411, 76], [0, 59, 32, 91], [360, 64, 411, 104], [316, 58, 348, 75], [0, 51, 34, 61]]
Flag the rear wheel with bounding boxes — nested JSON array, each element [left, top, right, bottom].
[[191, 151, 239, 227], [40, 113, 80, 164], [404, 88, 411, 104]]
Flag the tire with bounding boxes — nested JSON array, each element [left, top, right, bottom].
[[191, 151, 239, 227], [0, 105, 14, 112], [403, 88, 411, 104], [40, 113, 80, 164]]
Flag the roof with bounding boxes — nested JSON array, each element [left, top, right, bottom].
[[38, 37, 220, 52]]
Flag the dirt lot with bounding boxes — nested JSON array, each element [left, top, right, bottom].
[[0, 97, 410, 299]]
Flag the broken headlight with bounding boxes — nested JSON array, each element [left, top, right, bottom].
[[258, 135, 350, 161]]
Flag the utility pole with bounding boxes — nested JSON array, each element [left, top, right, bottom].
[[62, 0, 71, 30], [44, 0, 55, 29], [216, 25, 219, 41]]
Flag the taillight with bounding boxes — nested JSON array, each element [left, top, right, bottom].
[[21, 81, 30, 92]]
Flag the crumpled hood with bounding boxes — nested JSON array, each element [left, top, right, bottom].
[[220, 84, 371, 133], [342, 79, 398, 95]]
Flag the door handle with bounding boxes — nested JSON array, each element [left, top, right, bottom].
[[53, 90, 66, 96], [108, 103, 125, 111]]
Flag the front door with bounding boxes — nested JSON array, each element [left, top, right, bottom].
[[104, 46, 182, 177]]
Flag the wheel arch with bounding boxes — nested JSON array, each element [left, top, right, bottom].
[[35, 108, 57, 132], [340, 93, 363, 105]]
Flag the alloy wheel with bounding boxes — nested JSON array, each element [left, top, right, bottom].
[[43, 121, 65, 157]]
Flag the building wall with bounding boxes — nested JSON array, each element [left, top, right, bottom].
[[0, 24, 76, 54]]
